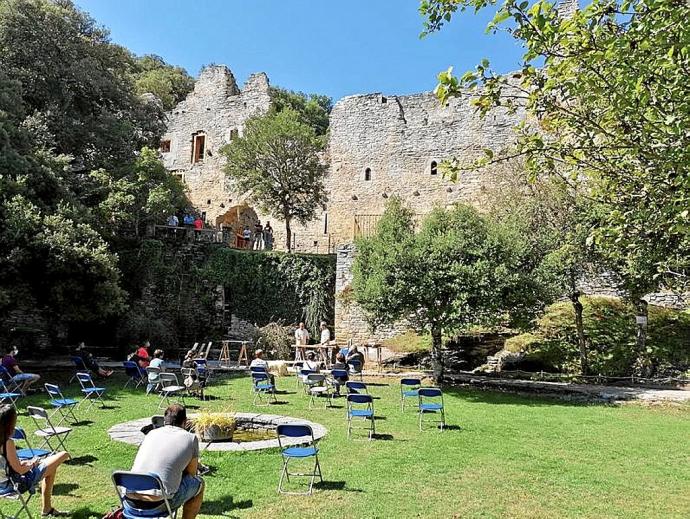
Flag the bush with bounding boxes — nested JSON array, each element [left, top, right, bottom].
[[255, 322, 294, 360], [507, 296, 690, 376]]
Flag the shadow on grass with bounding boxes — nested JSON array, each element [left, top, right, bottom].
[[371, 433, 394, 440], [365, 382, 391, 387], [201, 496, 252, 516], [66, 454, 98, 466], [70, 506, 103, 519], [53, 482, 80, 496], [314, 480, 363, 492], [71, 420, 95, 427], [443, 385, 615, 408]]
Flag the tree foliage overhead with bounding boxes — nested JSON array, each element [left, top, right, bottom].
[[421, 0, 690, 289], [222, 108, 328, 251], [353, 198, 551, 381], [269, 87, 333, 138], [132, 54, 194, 111]]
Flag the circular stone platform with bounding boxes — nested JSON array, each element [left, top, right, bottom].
[[107, 412, 327, 452]]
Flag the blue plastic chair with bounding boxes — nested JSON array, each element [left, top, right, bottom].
[[347, 393, 375, 440], [276, 424, 323, 495], [44, 383, 78, 426], [345, 381, 368, 395], [123, 361, 146, 390], [0, 378, 22, 411], [297, 369, 314, 390], [400, 378, 421, 411], [418, 387, 446, 431], [0, 473, 34, 519], [330, 369, 349, 395], [68, 356, 89, 384], [12, 426, 51, 461], [252, 372, 276, 406], [112, 471, 176, 518], [0, 366, 22, 395], [76, 372, 107, 411]]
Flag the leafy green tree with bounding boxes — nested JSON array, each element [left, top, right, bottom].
[[0, 0, 165, 171], [222, 108, 328, 251], [132, 55, 194, 110], [353, 198, 546, 381], [420, 0, 689, 373], [91, 147, 187, 237], [269, 87, 333, 138]]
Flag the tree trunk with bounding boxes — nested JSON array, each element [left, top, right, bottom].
[[431, 324, 444, 384], [285, 217, 292, 252], [569, 290, 588, 376], [633, 297, 649, 377]]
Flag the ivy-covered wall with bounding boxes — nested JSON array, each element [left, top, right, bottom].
[[112, 240, 335, 351]]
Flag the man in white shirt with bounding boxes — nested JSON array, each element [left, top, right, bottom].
[[319, 322, 331, 367], [294, 322, 310, 345]]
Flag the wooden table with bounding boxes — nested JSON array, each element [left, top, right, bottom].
[[293, 344, 334, 367], [362, 343, 383, 371]]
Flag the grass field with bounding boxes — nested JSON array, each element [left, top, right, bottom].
[[4, 371, 690, 519]]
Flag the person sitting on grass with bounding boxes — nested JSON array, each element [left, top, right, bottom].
[[0, 405, 70, 517], [127, 404, 204, 519], [74, 342, 113, 378], [147, 349, 166, 394], [1, 345, 41, 394]]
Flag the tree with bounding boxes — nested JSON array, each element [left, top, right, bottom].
[[353, 198, 546, 382], [222, 108, 328, 251], [91, 147, 188, 237], [0, 0, 165, 172], [132, 55, 194, 110], [420, 0, 690, 374], [269, 87, 333, 139]]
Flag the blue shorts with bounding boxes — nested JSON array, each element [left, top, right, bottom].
[[124, 475, 203, 516], [11, 373, 40, 383], [0, 462, 48, 495]]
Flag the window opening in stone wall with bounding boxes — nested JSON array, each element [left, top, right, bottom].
[[323, 212, 328, 234], [381, 96, 387, 104], [201, 211, 206, 222], [172, 171, 185, 183], [430, 161, 438, 175], [160, 140, 171, 153], [364, 168, 371, 181], [192, 133, 206, 163], [229, 129, 239, 140]]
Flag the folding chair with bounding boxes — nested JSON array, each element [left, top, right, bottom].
[[193, 359, 211, 392], [146, 366, 162, 394], [68, 356, 89, 384], [418, 387, 446, 431], [296, 368, 313, 389], [305, 374, 332, 409], [250, 366, 267, 394], [276, 424, 323, 495], [44, 383, 78, 426], [347, 393, 375, 440], [158, 373, 186, 410], [0, 479, 34, 519], [26, 406, 71, 456], [251, 372, 277, 406], [329, 369, 349, 396], [400, 378, 421, 411], [0, 378, 22, 411], [201, 342, 213, 360], [112, 471, 176, 519], [345, 381, 368, 395], [348, 359, 364, 381], [76, 372, 107, 411], [0, 366, 22, 395], [123, 361, 146, 389], [12, 426, 51, 461]]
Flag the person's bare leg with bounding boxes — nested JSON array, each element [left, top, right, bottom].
[[181, 481, 205, 519], [40, 451, 70, 513]]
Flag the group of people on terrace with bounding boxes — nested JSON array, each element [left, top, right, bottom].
[[240, 220, 273, 250]]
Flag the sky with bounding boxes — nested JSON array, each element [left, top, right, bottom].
[[75, 0, 524, 102]]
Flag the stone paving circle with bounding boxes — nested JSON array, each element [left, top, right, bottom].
[[107, 412, 327, 452]]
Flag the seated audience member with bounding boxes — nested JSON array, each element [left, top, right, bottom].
[[346, 346, 365, 371], [0, 405, 70, 516], [127, 404, 204, 519], [134, 341, 152, 369], [303, 351, 321, 372], [147, 349, 166, 393], [182, 346, 199, 369], [1, 345, 40, 394], [75, 342, 113, 378], [331, 353, 349, 395], [250, 349, 275, 385]]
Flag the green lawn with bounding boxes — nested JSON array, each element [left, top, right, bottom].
[[7, 372, 690, 519]]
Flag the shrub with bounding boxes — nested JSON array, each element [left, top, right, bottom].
[[255, 321, 294, 360], [508, 296, 690, 377]]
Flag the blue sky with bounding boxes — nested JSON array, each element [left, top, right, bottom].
[[75, 0, 523, 101]]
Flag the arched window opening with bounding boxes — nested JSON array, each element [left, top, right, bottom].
[[364, 168, 372, 181], [430, 161, 438, 176]]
